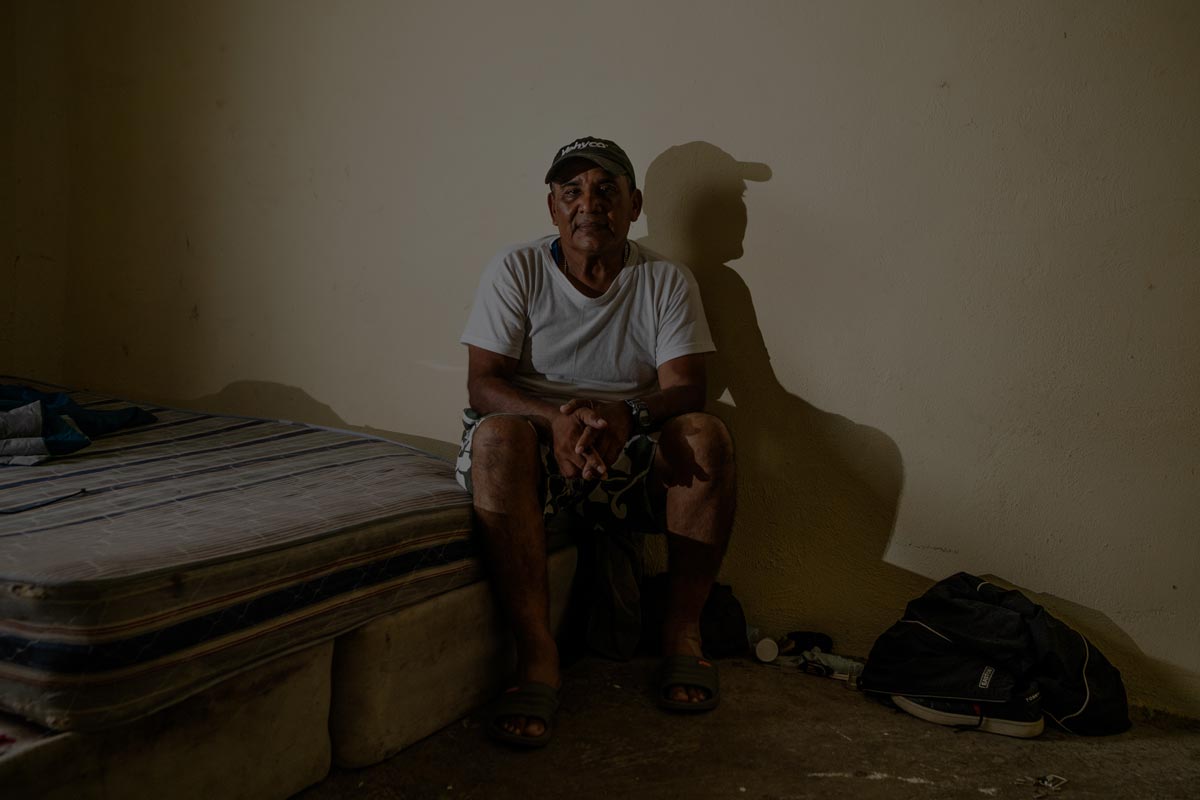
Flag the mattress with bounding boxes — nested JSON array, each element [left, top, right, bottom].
[[0, 643, 334, 800], [0, 379, 476, 732]]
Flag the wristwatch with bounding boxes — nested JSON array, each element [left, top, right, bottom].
[[624, 398, 652, 432]]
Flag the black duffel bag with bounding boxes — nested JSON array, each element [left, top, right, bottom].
[[860, 572, 1130, 735]]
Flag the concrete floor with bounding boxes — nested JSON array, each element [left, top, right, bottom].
[[299, 656, 1200, 800]]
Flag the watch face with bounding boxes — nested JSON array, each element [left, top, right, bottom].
[[626, 399, 650, 430]]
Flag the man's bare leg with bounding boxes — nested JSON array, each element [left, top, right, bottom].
[[652, 412, 736, 705], [469, 415, 557, 738]]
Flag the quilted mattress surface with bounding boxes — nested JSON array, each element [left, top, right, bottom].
[[0, 380, 475, 731]]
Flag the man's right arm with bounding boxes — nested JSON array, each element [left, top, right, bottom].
[[466, 345, 598, 479], [467, 346, 560, 434]]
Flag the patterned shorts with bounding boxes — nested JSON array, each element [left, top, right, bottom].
[[454, 408, 662, 534]]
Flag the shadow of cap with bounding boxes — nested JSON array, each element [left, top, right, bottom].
[[644, 141, 772, 197], [641, 142, 771, 263]]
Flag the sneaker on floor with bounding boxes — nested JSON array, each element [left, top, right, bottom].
[[891, 685, 1044, 739]]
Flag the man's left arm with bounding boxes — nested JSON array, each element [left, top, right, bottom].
[[636, 353, 708, 425], [562, 354, 707, 477]]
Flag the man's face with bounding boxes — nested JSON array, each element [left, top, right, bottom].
[[547, 159, 643, 259]]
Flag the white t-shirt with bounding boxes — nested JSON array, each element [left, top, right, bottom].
[[461, 236, 715, 402]]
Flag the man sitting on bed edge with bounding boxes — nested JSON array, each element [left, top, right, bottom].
[[455, 136, 737, 748]]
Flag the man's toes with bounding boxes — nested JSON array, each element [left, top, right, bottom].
[[500, 714, 547, 738], [667, 685, 710, 704]]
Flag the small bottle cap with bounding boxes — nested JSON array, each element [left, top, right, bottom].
[[755, 637, 779, 663]]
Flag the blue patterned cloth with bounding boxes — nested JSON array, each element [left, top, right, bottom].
[[1, 384, 157, 465]]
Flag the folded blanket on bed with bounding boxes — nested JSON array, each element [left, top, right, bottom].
[[0, 384, 157, 466], [0, 400, 88, 465]]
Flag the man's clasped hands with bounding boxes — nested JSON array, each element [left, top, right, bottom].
[[550, 399, 635, 481]]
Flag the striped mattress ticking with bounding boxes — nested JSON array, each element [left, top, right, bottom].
[[0, 380, 475, 731]]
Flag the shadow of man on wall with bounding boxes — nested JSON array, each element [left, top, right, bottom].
[[640, 142, 929, 654]]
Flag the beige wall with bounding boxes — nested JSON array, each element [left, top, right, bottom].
[[10, 1, 1199, 713], [1, 2, 68, 382]]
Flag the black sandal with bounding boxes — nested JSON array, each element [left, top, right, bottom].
[[486, 681, 560, 748], [657, 655, 720, 713]]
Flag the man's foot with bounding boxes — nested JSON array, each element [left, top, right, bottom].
[[657, 655, 720, 713], [660, 630, 718, 709], [492, 637, 560, 743], [487, 682, 560, 748]]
